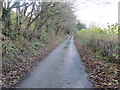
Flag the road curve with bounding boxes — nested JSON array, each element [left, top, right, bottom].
[[17, 37, 93, 88]]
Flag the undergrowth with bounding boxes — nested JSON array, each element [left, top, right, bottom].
[[76, 23, 119, 64], [75, 23, 119, 88], [2, 33, 66, 88]]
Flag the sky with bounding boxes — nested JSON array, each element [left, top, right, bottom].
[[73, 0, 119, 28], [8, 0, 119, 28]]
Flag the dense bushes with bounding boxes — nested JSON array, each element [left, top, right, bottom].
[[76, 24, 119, 63]]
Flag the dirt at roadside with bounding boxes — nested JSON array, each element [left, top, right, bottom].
[[75, 40, 119, 88], [2, 36, 65, 88]]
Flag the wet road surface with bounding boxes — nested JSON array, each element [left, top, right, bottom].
[[18, 37, 93, 88]]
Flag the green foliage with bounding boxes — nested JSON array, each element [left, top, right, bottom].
[[76, 23, 119, 63], [76, 23, 118, 43], [10, 11, 16, 20], [76, 21, 86, 30], [107, 23, 118, 35], [29, 42, 45, 50], [95, 50, 104, 59]]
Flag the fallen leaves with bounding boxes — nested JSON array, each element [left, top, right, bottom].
[[2, 36, 65, 88], [75, 40, 119, 88]]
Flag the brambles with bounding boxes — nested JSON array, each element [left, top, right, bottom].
[[75, 23, 119, 88], [75, 41, 119, 88], [76, 23, 119, 63]]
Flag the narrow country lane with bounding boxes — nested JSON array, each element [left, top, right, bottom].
[[17, 37, 93, 88]]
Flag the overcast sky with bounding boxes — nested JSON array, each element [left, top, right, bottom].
[[73, 0, 119, 28], [9, 0, 119, 28]]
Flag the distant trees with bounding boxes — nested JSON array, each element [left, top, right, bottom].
[[76, 21, 86, 30], [1, 1, 76, 41]]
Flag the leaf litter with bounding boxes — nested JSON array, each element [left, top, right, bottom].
[[75, 40, 119, 88]]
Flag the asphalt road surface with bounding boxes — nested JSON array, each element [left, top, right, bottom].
[[17, 37, 93, 88]]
